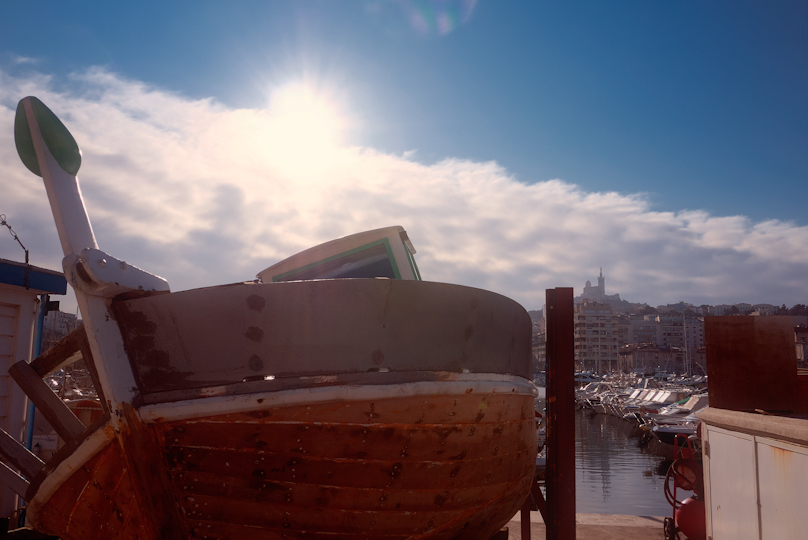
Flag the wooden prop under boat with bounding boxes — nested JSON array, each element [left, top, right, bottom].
[[3, 97, 537, 540]]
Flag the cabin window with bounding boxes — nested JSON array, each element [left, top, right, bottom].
[[272, 239, 401, 282]]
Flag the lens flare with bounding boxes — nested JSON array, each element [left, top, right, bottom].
[[398, 0, 477, 35]]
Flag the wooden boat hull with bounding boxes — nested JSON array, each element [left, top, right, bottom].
[[24, 279, 536, 539], [12, 98, 537, 539], [29, 386, 536, 539]]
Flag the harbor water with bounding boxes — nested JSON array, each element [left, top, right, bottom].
[[538, 388, 682, 516], [575, 407, 679, 516]]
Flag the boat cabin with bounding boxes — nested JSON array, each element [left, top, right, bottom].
[[257, 226, 421, 283]]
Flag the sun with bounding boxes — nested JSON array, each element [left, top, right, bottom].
[[265, 82, 348, 176]]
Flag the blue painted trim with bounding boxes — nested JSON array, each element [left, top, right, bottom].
[[25, 294, 48, 453], [0, 259, 66, 294]]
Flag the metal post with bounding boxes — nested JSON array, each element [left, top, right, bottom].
[[545, 287, 575, 540], [520, 497, 531, 540], [25, 294, 48, 451]]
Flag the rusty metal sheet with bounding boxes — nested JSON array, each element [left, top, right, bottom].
[[705, 316, 799, 412], [114, 279, 532, 394]]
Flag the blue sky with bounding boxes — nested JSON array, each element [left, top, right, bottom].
[[1, 1, 806, 310]]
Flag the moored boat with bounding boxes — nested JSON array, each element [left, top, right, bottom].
[[4, 97, 537, 540]]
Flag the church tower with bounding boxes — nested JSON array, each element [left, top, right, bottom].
[[598, 267, 605, 296]]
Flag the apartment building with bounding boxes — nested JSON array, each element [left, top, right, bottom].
[[618, 343, 685, 374], [658, 315, 685, 349], [628, 317, 661, 344], [574, 300, 618, 373]]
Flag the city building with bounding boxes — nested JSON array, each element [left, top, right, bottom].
[[628, 317, 661, 345], [684, 317, 705, 367], [40, 309, 81, 352], [574, 300, 618, 373], [618, 343, 684, 374]]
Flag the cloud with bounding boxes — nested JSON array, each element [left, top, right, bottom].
[[1, 67, 806, 315]]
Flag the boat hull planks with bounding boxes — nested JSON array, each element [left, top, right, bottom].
[[31, 440, 153, 540], [30, 391, 536, 539], [160, 392, 536, 539]]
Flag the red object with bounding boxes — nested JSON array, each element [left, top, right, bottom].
[[675, 497, 706, 540]]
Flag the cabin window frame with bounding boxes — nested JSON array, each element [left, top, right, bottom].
[[271, 237, 402, 282]]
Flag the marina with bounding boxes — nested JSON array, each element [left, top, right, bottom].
[[536, 382, 700, 518], [1, 95, 806, 540]]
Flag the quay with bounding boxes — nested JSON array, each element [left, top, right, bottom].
[[1, 513, 667, 540], [505, 512, 665, 540]]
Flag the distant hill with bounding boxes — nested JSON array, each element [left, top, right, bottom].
[[528, 310, 543, 322]]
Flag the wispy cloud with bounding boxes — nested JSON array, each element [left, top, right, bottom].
[[1, 67, 805, 313]]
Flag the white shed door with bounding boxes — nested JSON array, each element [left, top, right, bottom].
[[0, 303, 19, 418]]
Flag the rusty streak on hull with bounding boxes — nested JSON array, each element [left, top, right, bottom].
[[32, 392, 536, 540]]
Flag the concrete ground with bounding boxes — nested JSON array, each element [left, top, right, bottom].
[[504, 511, 667, 539]]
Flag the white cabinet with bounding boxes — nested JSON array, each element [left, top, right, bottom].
[[700, 408, 808, 540]]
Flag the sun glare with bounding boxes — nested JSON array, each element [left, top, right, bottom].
[[266, 83, 348, 177]]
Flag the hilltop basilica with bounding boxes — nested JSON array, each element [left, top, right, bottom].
[[577, 268, 623, 305]]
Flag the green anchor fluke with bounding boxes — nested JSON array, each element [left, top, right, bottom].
[[15, 96, 82, 177]]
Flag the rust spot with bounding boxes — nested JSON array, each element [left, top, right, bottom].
[[246, 410, 272, 419], [365, 402, 382, 419], [371, 349, 385, 365], [248, 354, 264, 371], [250, 435, 267, 449], [449, 465, 461, 478], [114, 302, 194, 390], [493, 426, 504, 435], [252, 469, 265, 477], [388, 462, 403, 479], [245, 326, 264, 342], [246, 294, 266, 312], [463, 325, 474, 341], [112, 502, 124, 523], [474, 411, 485, 423], [449, 449, 467, 460], [434, 491, 450, 508]]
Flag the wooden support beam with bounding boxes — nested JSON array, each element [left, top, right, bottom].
[[30, 325, 85, 377], [9, 361, 85, 441], [0, 428, 44, 479], [545, 287, 575, 540], [76, 330, 108, 413], [531, 478, 547, 520], [0, 461, 29, 498], [520, 498, 531, 540]]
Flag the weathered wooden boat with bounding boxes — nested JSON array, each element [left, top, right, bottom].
[[1, 96, 537, 539]]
